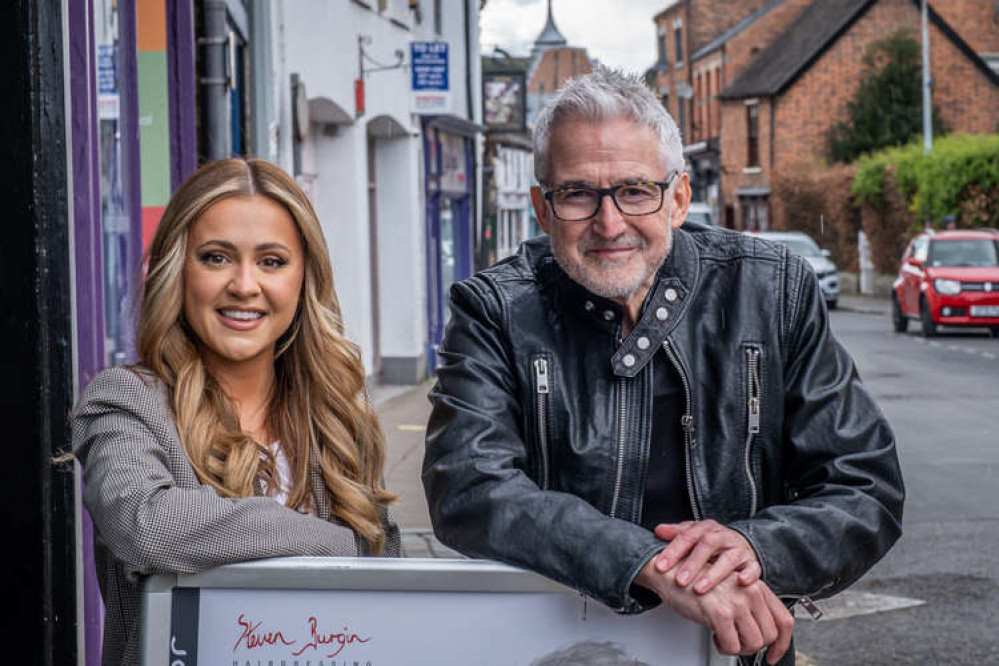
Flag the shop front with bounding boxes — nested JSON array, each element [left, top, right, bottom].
[[422, 116, 479, 370]]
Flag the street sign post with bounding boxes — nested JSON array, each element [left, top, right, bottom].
[[141, 557, 720, 666]]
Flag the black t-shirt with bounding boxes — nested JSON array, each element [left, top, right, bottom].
[[640, 350, 695, 530]]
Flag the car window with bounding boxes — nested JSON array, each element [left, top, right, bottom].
[[686, 211, 714, 226], [913, 236, 929, 263], [780, 238, 822, 258], [928, 240, 999, 267]]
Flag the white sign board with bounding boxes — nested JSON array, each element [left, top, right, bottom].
[[144, 558, 709, 666]]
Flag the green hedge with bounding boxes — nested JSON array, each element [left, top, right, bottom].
[[851, 133, 999, 228]]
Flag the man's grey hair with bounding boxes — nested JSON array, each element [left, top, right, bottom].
[[533, 66, 683, 187], [530, 640, 652, 666]]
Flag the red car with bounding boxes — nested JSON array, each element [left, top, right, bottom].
[[892, 229, 999, 337]]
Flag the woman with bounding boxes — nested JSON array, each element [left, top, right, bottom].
[[72, 158, 398, 665]]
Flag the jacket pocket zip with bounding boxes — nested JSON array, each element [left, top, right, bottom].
[[663, 340, 702, 520], [609, 377, 627, 518], [745, 346, 762, 517], [532, 356, 551, 490]]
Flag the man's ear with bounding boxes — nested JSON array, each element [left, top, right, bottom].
[[531, 186, 552, 234], [670, 173, 692, 229]]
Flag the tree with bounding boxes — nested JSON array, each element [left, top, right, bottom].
[[827, 30, 947, 164]]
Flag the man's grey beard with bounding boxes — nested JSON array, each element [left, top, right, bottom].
[[550, 228, 672, 300]]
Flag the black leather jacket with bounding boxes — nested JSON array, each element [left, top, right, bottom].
[[424, 226, 903, 620]]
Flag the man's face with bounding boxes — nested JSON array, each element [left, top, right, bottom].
[[532, 117, 690, 310]]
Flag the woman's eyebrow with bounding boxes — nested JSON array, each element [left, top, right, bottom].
[[194, 240, 291, 252], [254, 242, 291, 252]]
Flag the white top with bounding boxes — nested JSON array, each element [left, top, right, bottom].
[[264, 442, 316, 516]]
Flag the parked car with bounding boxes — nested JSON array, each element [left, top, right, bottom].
[[685, 201, 716, 226], [892, 229, 999, 337], [746, 231, 840, 309]]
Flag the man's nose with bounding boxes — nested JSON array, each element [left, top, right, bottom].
[[227, 262, 261, 298], [591, 193, 628, 238]]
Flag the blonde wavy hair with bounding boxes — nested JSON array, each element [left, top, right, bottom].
[[138, 158, 395, 553]]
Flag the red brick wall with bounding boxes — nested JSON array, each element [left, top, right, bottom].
[[527, 47, 592, 94], [931, 0, 999, 55], [719, 97, 774, 228], [775, 0, 999, 173], [688, 0, 774, 52]]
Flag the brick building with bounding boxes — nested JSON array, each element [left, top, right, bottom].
[[651, 0, 811, 212], [718, 0, 999, 230]]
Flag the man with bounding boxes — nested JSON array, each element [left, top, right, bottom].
[[423, 68, 903, 665]]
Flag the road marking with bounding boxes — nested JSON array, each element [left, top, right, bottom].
[[985, 352, 997, 360], [797, 654, 819, 666], [798, 591, 925, 622], [396, 424, 427, 432]]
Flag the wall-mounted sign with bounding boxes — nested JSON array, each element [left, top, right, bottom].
[[411, 41, 450, 114], [483, 71, 526, 132]]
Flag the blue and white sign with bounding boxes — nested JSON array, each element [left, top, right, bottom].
[[411, 41, 451, 114], [97, 43, 119, 120]]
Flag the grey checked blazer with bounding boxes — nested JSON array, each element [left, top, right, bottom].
[[73, 366, 400, 666]]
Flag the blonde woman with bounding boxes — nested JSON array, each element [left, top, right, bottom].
[[73, 158, 398, 665]]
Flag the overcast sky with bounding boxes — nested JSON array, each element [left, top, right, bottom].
[[480, 0, 679, 73]]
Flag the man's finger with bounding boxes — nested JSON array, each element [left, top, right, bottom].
[[676, 540, 720, 586], [693, 549, 752, 593], [763, 589, 794, 664], [710, 612, 741, 656], [655, 526, 707, 572], [733, 609, 767, 656], [736, 561, 762, 586], [654, 521, 695, 541]]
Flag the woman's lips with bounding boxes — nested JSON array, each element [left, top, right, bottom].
[[216, 309, 265, 330]]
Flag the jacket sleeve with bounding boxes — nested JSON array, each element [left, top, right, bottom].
[[73, 367, 360, 577], [423, 277, 664, 613], [729, 255, 904, 600]]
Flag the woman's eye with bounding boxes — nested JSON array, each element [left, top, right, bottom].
[[261, 256, 288, 269], [199, 252, 228, 266]]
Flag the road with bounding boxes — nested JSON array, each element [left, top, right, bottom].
[[794, 309, 999, 665]]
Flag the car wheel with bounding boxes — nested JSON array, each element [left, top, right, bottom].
[[891, 295, 907, 333], [920, 299, 936, 337], [990, 326, 999, 339]]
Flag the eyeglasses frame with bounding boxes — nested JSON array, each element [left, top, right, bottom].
[[542, 171, 680, 222]]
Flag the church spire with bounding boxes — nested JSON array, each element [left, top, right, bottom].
[[531, 0, 567, 57]]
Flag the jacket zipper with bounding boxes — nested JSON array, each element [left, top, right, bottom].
[[532, 356, 551, 490], [663, 340, 702, 520], [745, 346, 761, 516], [609, 377, 627, 518]]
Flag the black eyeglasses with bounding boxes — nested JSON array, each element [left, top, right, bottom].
[[543, 173, 678, 222]]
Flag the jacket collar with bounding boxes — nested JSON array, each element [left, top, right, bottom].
[[537, 228, 701, 378]]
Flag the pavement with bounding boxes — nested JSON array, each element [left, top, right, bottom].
[[372, 290, 892, 559], [835, 292, 891, 317], [372, 379, 462, 558]]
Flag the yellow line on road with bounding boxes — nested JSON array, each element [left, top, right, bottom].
[[396, 424, 427, 432]]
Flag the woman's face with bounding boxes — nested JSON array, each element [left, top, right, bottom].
[[182, 194, 306, 375]]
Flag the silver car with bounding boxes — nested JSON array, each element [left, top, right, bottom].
[[750, 231, 840, 309]]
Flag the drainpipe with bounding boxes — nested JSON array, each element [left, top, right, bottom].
[[200, 1, 230, 159]]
